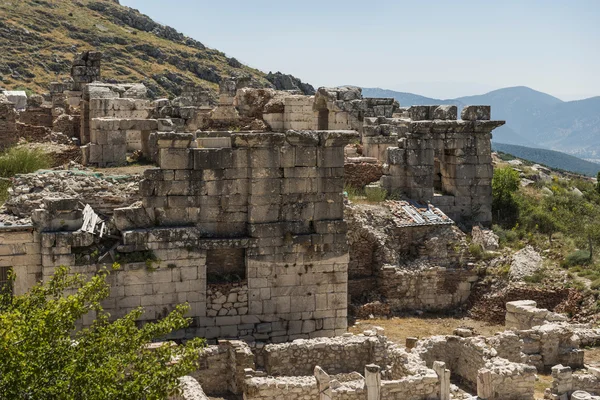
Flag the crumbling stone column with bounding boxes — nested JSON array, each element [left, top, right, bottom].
[[433, 361, 450, 400], [314, 366, 332, 400], [551, 364, 573, 398], [365, 364, 381, 400]]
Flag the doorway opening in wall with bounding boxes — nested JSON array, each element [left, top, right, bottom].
[[434, 157, 443, 193], [0, 266, 13, 295], [318, 109, 329, 130], [206, 248, 246, 284]]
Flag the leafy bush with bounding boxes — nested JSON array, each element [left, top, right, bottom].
[[563, 250, 592, 267], [492, 167, 521, 225], [0, 265, 205, 398], [492, 224, 519, 245]]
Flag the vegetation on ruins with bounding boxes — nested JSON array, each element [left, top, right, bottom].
[[0, 265, 205, 399], [492, 163, 600, 299], [0, 146, 52, 203]]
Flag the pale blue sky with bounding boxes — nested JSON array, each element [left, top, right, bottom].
[[120, 0, 599, 100]]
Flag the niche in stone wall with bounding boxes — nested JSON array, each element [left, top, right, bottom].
[[206, 248, 246, 283]]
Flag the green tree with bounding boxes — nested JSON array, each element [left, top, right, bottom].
[[596, 171, 600, 194], [492, 166, 521, 224], [0, 265, 205, 399], [529, 207, 561, 243]]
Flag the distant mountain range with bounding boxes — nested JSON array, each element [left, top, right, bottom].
[[491, 143, 600, 177], [362, 86, 600, 159]]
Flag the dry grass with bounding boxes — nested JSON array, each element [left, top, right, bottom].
[[348, 316, 506, 345]]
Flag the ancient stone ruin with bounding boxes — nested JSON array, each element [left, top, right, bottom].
[[6, 50, 600, 399]]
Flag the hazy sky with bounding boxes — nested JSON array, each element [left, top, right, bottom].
[[120, 0, 599, 100]]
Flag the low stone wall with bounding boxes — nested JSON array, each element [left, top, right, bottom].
[[263, 333, 388, 376], [168, 376, 209, 400], [244, 376, 319, 400], [506, 300, 568, 330], [547, 365, 600, 399], [191, 340, 254, 395], [415, 334, 536, 399], [16, 121, 51, 141]]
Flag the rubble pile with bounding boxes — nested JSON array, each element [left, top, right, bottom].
[[4, 169, 141, 218]]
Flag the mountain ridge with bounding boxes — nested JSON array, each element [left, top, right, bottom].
[[362, 86, 600, 159]]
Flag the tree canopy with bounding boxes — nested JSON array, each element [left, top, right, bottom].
[[0, 265, 205, 399]]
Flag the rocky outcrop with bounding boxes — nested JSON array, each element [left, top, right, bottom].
[[266, 72, 316, 95]]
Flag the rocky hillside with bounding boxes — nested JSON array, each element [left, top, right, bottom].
[[0, 0, 314, 99]]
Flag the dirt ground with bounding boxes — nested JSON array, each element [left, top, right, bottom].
[[348, 315, 506, 343], [92, 163, 152, 176]]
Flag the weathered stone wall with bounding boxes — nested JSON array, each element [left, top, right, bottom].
[[83, 116, 157, 167], [263, 333, 387, 376], [415, 335, 536, 399], [114, 130, 354, 341], [191, 340, 255, 395], [377, 105, 504, 226], [15, 122, 51, 142], [5, 170, 141, 218], [506, 300, 568, 330], [0, 100, 17, 148], [378, 266, 477, 312], [344, 160, 383, 188], [71, 51, 102, 91], [0, 227, 41, 296], [18, 106, 53, 127]]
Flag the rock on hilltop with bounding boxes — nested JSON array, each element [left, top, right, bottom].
[[0, 0, 314, 98]]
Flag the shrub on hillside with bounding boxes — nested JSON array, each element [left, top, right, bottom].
[[562, 250, 592, 267]]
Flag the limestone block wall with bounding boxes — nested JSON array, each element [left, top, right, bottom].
[[83, 117, 157, 166], [283, 96, 317, 130], [80, 85, 152, 144], [415, 335, 492, 389], [71, 51, 101, 91], [0, 227, 41, 296], [244, 376, 319, 400], [378, 266, 477, 312], [114, 130, 356, 341], [206, 282, 248, 317], [378, 105, 504, 225], [362, 117, 409, 160], [548, 365, 600, 399], [506, 300, 568, 330], [191, 340, 255, 395], [39, 229, 206, 324], [517, 323, 584, 371], [263, 334, 388, 376], [415, 335, 536, 400], [0, 101, 17, 149]]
